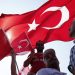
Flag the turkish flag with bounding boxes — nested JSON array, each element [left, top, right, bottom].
[[0, 0, 75, 52], [0, 29, 11, 60], [0, 10, 36, 31], [11, 32, 32, 55], [0, 0, 71, 31], [26, 0, 75, 45]]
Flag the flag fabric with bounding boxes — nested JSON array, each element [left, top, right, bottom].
[[27, 0, 75, 44], [11, 32, 32, 55], [0, 29, 11, 60], [0, 0, 75, 53], [0, 10, 36, 31], [0, 0, 70, 31]]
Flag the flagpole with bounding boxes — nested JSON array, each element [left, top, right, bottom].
[[1, 29, 20, 74], [11, 48, 20, 75], [25, 30, 34, 53], [3, 30, 20, 74]]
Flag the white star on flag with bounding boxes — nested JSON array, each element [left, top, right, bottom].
[[28, 19, 39, 32], [18, 45, 22, 49]]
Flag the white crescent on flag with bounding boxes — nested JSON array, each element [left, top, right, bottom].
[[19, 39, 29, 48], [41, 6, 69, 29], [17, 39, 30, 55]]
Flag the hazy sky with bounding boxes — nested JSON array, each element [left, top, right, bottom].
[[0, 0, 74, 75]]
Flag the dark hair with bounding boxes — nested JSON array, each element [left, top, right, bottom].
[[36, 40, 44, 46], [36, 40, 44, 52], [44, 49, 60, 71], [44, 49, 55, 57]]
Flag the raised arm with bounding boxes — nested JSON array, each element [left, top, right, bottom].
[[23, 50, 35, 67]]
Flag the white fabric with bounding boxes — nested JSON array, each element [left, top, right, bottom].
[[36, 68, 67, 75]]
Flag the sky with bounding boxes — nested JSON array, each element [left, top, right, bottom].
[[0, 0, 74, 75]]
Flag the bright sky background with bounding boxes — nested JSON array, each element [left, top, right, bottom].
[[0, 0, 74, 75]]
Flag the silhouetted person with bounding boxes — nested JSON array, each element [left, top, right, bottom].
[[23, 40, 45, 75]]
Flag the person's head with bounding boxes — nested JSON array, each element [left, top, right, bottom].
[[69, 20, 75, 38], [36, 40, 44, 53], [43, 49, 56, 66], [43, 49, 60, 71]]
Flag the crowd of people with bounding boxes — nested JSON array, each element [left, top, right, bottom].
[[10, 20, 75, 75]]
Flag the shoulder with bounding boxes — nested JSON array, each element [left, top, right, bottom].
[[36, 68, 58, 75], [36, 68, 48, 75], [36, 68, 67, 75]]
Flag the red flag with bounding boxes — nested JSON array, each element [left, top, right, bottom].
[[0, 0, 71, 31], [0, 10, 36, 31], [0, 0, 75, 51], [11, 32, 32, 55], [26, 0, 75, 45], [0, 29, 11, 60]]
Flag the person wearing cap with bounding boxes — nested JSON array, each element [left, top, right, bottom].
[[23, 40, 45, 75]]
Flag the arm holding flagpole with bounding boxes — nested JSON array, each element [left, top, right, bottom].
[[23, 49, 34, 67], [23, 31, 35, 67]]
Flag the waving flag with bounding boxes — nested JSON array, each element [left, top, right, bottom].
[[0, 10, 36, 31], [11, 32, 32, 55], [0, 0, 75, 52], [0, 29, 11, 60]]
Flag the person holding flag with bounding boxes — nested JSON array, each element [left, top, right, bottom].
[[23, 40, 46, 75]]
